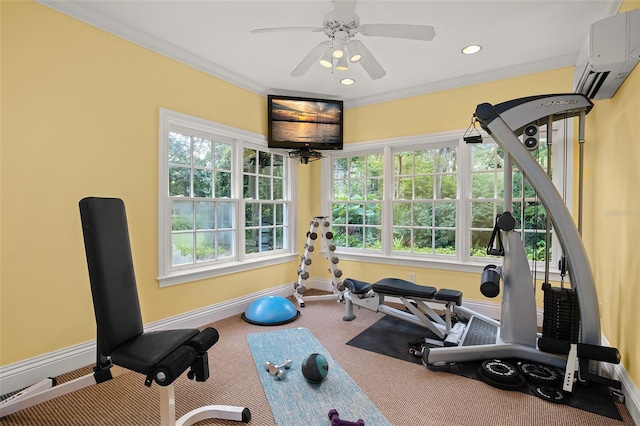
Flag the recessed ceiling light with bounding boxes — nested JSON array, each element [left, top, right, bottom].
[[340, 78, 355, 85], [462, 45, 482, 55]]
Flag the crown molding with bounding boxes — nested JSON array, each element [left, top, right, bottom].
[[37, 0, 267, 96], [38, 0, 622, 110], [344, 54, 578, 108]]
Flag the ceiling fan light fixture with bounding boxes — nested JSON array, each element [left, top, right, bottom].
[[265, 2, 436, 81], [347, 40, 362, 62], [332, 44, 345, 58], [340, 78, 355, 85], [462, 44, 482, 55], [332, 30, 348, 58], [320, 57, 333, 68], [335, 55, 349, 71], [319, 45, 333, 68]]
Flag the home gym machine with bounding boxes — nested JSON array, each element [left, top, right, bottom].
[[292, 216, 344, 307], [342, 277, 466, 347], [420, 94, 621, 392], [342, 278, 465, 353]]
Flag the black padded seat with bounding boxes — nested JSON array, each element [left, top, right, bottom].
[[435, 289, 463, 306], [111, 329, 199, 374], [372, 278, 437, 299]]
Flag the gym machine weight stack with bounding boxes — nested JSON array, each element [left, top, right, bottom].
[[293, 217, 344, 307]]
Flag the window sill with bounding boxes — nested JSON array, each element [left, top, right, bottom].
[[157, 253, 299, 287], [335, 251, 566, 283]]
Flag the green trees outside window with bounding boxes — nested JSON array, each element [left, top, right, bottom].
[[392, 148, 457, 255], [160, 109, 296, 285], [470, 142, 551, 260], [329, 132, 559, 263], [169, 132, 234, 265], [332, 155, 383, 249], [168, 133, 289, 268], [243, 148, 288, 255]]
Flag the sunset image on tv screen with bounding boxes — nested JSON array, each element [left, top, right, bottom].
[[271, 99, 341, 144]]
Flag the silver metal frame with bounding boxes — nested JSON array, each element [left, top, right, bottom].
[[425, 94, 598, 368]]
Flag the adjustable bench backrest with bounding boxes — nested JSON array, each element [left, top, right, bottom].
[[79, 197, 144, 361]]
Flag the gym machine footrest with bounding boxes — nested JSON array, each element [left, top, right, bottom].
[[538, 337, 621, 364], [434, 289, 463, 306]]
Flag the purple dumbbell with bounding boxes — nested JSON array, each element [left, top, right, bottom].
[[328, 409, 365, 426]]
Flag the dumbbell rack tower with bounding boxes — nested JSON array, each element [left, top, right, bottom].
[[292, 216, 343, 307]]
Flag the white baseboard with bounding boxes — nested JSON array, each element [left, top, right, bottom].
[[0, 284, 291, 396], [601, 335, 640, 424], [611, 362, 640, 424], [311, 278, 640, 424]]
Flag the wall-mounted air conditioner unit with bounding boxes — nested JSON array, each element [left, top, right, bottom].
[[573, 8, 640, 100]]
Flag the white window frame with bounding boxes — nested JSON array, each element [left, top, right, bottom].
[[321, 123, 573, 280], [158, 109, 298, 287]]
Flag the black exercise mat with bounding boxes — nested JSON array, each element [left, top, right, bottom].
[[346, 315, 622, 421]]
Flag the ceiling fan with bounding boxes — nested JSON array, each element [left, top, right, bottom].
[[250, 0, 435, 80]]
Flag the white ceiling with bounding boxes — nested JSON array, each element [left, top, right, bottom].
[[40, 0, 620, 108]]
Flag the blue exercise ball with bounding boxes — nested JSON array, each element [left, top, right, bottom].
[[242, 296, 300, 326]]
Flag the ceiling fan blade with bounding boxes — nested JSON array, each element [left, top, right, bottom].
[[332, 0, 358, 17], [350, 40, 386, 80], [291, 42, 329, 77], [359, 24, 436, 41], [250, 27, 323, 34]]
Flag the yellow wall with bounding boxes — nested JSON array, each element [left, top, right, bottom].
[[0, 1, 299, 365], [580, 0, 640, 386], [2, 0, 638, 393], [345, 68, 574, 142]]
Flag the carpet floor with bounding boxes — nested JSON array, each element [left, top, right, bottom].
[[0, 292, 635, 425], [347, 314, 622, 420]]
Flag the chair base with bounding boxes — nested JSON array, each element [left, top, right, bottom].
[[0, 367, 250, 424], [176, 405, 251, 426], [160, 383, 250, 425]]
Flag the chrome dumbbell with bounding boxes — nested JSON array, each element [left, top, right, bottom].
[[264, 359, 292, 380]]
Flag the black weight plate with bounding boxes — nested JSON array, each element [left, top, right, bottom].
[[517, 361, 561, 385], [478, 366, 526, 391], [533, 386, 570, 404], [481, 359, 521, 384]]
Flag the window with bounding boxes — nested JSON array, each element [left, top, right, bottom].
[[331, 154, 383, 250], [322, 124, 572, 276], [169, 132, 235, 266], [159, 109, 297, 287], [469, 142, 505, 258], [392, 147, 457, 256], [469, 141, 554, 261], [243, 149, 287, 254]]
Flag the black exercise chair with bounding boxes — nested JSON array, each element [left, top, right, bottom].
[[80, 197, 251, 425], [0, 197, 251, 423], [78, 196, 250, 425]]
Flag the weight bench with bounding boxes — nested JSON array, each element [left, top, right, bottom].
[[342, 277, 465, 347], [0, 197, 250, 425]]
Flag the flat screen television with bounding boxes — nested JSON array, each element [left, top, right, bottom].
[[267, 94, 343, 151]]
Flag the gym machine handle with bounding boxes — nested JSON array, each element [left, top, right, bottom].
[[486, 215, 504, 256], [538, 337, 621, 364]]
